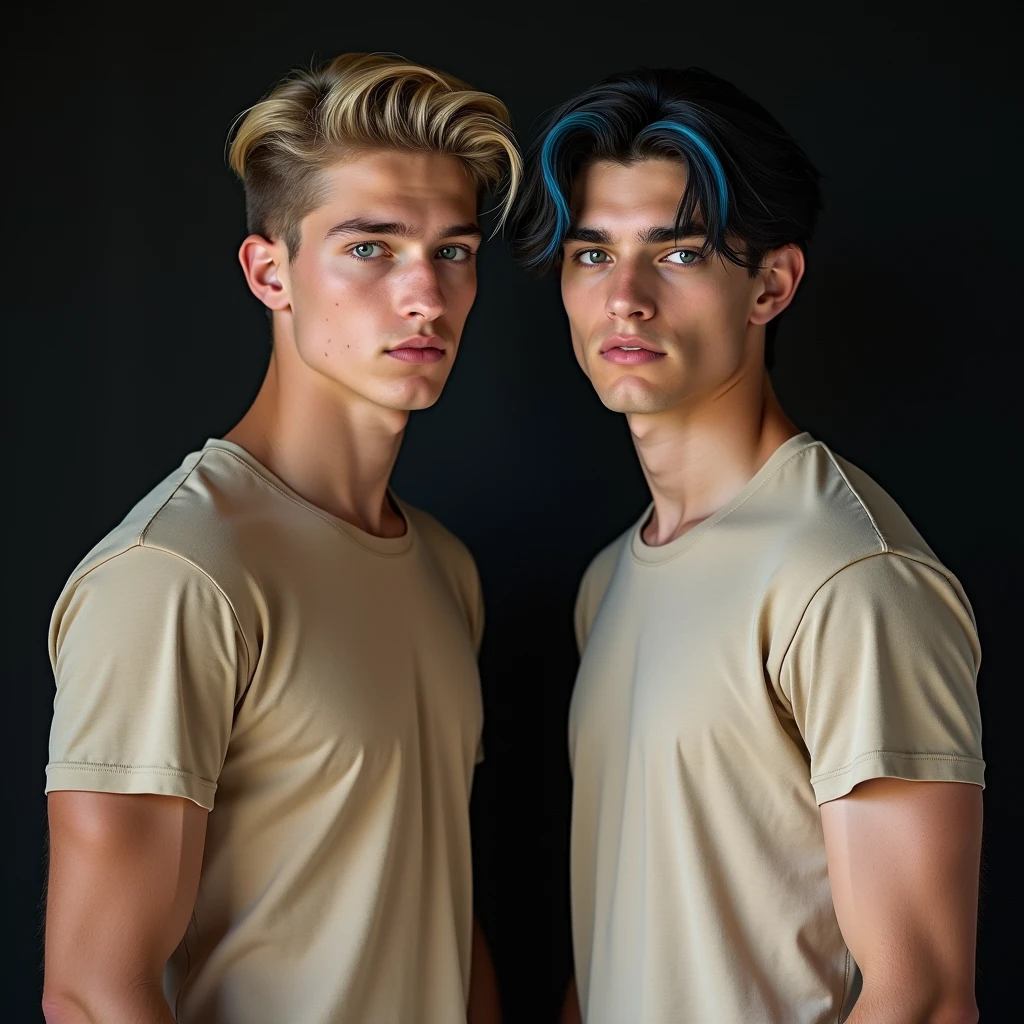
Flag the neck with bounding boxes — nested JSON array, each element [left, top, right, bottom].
[[628, 363, 799, 547], [225, 333, 409, 538]]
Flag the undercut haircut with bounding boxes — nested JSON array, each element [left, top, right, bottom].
[[228, 52, 521, 257], [507, 68, 822, 362]]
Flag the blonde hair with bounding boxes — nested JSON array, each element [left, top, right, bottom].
[[228, 52, 521, 255]]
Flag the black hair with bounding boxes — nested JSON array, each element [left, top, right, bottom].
[[506, 67, 823, 363]]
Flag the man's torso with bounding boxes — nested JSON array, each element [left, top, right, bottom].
[[48, 440, 484, 1024]]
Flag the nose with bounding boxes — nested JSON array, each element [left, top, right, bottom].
[[606, 264, 656, 322], [397, 259, 447, 323]]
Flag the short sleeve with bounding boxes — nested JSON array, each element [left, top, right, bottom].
[[46, 545, 248, 810], [779, 553, 984, 805]]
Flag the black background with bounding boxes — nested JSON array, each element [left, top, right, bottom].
[[5, 2, 1019, 1020]]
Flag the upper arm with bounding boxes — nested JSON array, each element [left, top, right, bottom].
[[782, 554, 984, 1014], [45, 791, 207, 999], [43, 546, 242, 1011], [820, 778, 982, 1013]]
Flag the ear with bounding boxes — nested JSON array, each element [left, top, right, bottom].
[[238, 234, 291, 311], [749, 244, 806, 327]]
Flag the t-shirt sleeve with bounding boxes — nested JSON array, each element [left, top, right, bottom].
[[779, 552, 984, 805], [46, 545, 249, 811]]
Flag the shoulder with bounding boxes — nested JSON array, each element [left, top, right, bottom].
[[578, 532, 628, 606], [54, 447, 261, 633], [764, 439, 949, 583], [404, 503, 479, 579], [574, 527, 632, 653]]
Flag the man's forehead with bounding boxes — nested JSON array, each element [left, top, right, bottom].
[[321, 214, 482, 242], [311, 187, 479, 242], [320, 151, 474, 197]]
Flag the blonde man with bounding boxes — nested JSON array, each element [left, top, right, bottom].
[[42, 53, 519, 1024]]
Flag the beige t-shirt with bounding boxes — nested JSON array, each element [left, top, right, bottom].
[[570, 433, 984, 1024], [47, 439, 485, 1024]]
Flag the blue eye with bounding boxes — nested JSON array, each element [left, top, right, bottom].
[[351, 242, 385, 259], [577, 249, 611, 265], [665, 249, 701, 265]]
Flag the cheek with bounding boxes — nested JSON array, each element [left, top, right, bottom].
[[295, 263, 386, 339], [560, 276, 594, 331]]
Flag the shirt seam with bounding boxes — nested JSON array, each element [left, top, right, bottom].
[[821, 447, 888, 553], [207, 447, 416, 559], [46, 760, 217, 789], [810, 749, 985, 785], [775, 550, 961, 693]]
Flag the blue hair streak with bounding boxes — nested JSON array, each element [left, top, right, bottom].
[[636, 120, 729, 237], [539, 111, 609, 262]]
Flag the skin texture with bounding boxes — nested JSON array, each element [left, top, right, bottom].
[[44, 150, 502, 1024], [42, 793, 207, 1023], [557, 158, 981, 1023], [229, 149, 483, 536], [559, 158, 803, 546], [821, 778, 982, 1023]]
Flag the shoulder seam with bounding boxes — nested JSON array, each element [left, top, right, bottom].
[[821, 447, 888, 554], [777, 550, 959, 686], [137, 450, 209, 546]]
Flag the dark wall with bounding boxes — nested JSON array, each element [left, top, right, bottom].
[[5, 2, 1018, 1019]]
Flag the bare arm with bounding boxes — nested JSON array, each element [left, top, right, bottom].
[[42, 791, 208, 1024], [820, 778, 982, 1024], [468, 914, 502, 1024]]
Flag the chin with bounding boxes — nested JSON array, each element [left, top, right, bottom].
[[379, 381, 444, 412], [598, 376, 676, 415]]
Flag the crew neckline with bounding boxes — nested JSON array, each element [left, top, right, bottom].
[[630, 432, 817, 566], [201, 438, 415, 557]]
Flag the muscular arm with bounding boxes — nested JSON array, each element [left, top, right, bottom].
[[42, 791, 208, 1024], [820, 778, 982, 1024]]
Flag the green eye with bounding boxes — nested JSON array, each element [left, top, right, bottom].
[[352, 242, 383, 259], [437, 246, 463, 261], [579, 249, 611, 265], [666, 249, 700, 265]]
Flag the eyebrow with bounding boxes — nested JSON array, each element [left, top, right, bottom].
[[324, 218, 482, 241], [564, 223, 708, 245]]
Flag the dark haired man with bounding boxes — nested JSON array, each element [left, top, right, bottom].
[[509, 69, 983, 1024]]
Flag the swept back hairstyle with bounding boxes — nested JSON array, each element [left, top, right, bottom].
[[507, 68, 822, 361], [228, 52, 521, 257]]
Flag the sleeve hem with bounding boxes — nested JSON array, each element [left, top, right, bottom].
[[45, 761, 217, 811], [811, 751, 985, 805]]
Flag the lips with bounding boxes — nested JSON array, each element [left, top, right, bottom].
[[385, 336, 447, 365], [599, 335, 666, 365], [599, 335, 663, 355]]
